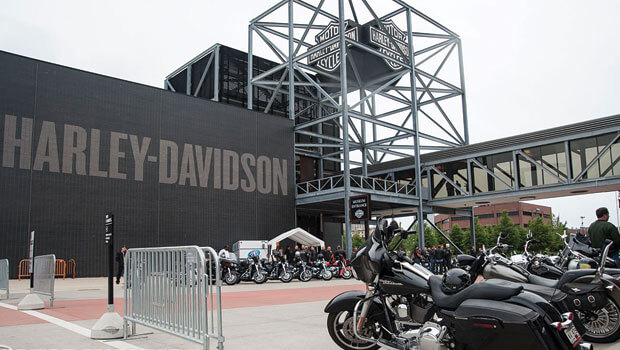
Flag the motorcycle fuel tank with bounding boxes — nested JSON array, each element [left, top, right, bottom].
[[378, 267, 430, 295], [483, 264, 528, 283]]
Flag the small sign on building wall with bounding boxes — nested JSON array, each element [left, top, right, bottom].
[[350, 195, 370, 222]]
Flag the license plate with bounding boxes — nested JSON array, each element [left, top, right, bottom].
[[564, 323, 581, 346]]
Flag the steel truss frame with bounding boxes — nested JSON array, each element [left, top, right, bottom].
[[249, 0, 469, 255], [424, 131, 620, 203], [164, 44, 221, 101]]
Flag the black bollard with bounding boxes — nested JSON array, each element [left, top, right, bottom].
[[105, 213, 114, 312]]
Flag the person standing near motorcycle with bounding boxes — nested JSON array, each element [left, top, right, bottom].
[[218, 245, 231, 259], [588, 207, 620, 263], [324, 246, 334, 263], [435, 245, 446, 274], [412, 246, 423, 264], [284, 245, 292, 262], [469, 246, 477, 257], [308, 246, 317, 264], [445, 244, 452, 270]]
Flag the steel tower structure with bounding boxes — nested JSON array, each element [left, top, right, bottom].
[[248, 0, 469, 256]]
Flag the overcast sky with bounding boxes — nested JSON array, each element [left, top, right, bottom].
[[1, 0, 619, 228]]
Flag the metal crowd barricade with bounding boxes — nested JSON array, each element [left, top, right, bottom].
[[67, 259, 76, 278], [18, 259, 30, 281], [0, 259, 8, 299], [123, 246, 224, 350], [33, 254, 56, 307], [55, 259, 66, 280]]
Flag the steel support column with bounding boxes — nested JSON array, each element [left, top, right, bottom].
[[361, 89, 368, 177], [406, 9, 425, 249], [469, 207, 476, 248], [457, 39, 469, 144], [338, 0, 353, 259], [247, 25, 253, 109], [288, 0, 295, 120]]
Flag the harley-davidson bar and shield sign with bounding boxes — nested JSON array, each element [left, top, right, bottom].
[[307, 20, 359, 72], [307, 19, 408, 73]]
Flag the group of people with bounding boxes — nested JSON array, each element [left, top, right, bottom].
[[278, 245, 349, 265], [217, 244, 348, 265], [410, 244, 454, 274]]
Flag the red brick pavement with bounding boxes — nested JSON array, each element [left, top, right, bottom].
[[0, 283, 363, 327]]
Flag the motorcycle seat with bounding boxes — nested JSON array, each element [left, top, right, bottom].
[[606, 268, 620, 276], [429, 275, 522, 310], [528, 269, 597, 289], [527, 274, 558, 288]]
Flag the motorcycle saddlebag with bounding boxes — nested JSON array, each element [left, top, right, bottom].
[[451, 299, 550, 349], [561, 282, 607, 311]]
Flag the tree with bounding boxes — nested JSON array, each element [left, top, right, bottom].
[[473, 216, 493, 250], [352, 234, 366, 249], [449, 224, 466, 252], [495, 210, 526, 250], [401, 231, 418, 253], [527, 217, 558, 253], [425, 224, 440, 247]]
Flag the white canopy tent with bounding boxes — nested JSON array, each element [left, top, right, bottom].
[[268, 228, 325, 248]]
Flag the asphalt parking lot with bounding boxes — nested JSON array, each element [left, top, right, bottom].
[[0, 277, 616, 350]]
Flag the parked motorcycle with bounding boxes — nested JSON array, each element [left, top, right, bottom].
[[238, 253, 269, 284], [311, 254, 335, 281], [292, 255, 313, 282], [262, 251, 293, 283], [460, 232, 620, 343], [221, 254, 241, 285], [329, 253, 353, 279], [325, 218, 590, 350]]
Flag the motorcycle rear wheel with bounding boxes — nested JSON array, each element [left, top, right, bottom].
[[224, 271, 240, 285], [578, 298, 620, 343], [327, 311, 379, 350]]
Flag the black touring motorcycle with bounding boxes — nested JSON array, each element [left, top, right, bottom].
[[457, 232, 620, 343], [325, 218, 592, 350]]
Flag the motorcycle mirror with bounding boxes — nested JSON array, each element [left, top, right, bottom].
[[389, 220, 399, 230], [500, 232, 509, 239], [401, 230, 409, 240], [376, 217, 388, 233]]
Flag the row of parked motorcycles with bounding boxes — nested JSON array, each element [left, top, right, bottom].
[[325, 217, 619, 350], [220, 250, 353, 285]]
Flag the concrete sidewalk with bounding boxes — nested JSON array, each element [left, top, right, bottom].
[[1, 277, 616, 350], [1, 277, 361, 349]]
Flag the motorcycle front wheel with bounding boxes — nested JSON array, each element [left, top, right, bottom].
[[327, 310, 379, 350], [223, 271, 240, 285], [252, 272, 267, 284], [322, 270, 333, 281], [299, 270, 312, 282], [578, 297, 620, 343], [280, 271, 293, 283], [342, 269, 353, 279]]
